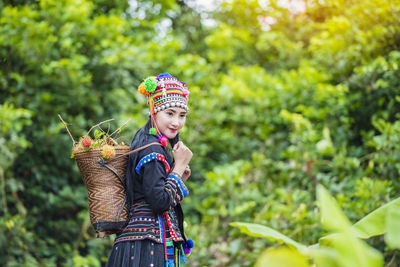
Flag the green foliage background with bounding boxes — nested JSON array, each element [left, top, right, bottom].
[[1, 0, 400, 266]]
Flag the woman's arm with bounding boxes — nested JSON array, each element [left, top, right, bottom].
[[139, 159, 189, 214]]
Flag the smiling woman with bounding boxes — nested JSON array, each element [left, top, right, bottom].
[[106, 73, 194, 267], [155, 108, 187, 140]]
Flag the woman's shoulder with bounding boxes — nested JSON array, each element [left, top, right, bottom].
[[138, 141, 165, 157], [133, 140, 171, 174], [131, 133, 165, 157]]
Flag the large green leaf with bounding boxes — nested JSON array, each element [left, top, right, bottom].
[[322, 232, 382, 267], [230, 222, 306, 251], [385, 201, 400, 249], [317, 185, 351, 232], [352, 197, 400, 239], [256, 247, 310, 267], [317, 185, 383, 267], [307, 247, 340, 267]]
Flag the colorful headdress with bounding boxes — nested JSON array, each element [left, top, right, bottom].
[[138, 73, 190, 146]]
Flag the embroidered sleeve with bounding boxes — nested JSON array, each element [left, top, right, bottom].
[[136, 152, 170, 174], [139, 156, 189, 214]]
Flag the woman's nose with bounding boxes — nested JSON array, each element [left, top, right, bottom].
[[171, 116, 179, 126]]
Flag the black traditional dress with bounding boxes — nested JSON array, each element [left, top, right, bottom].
[[106, 119, 189, 267]]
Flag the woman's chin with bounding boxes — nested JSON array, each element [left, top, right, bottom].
[[166, 133, 178, 139], [159, 131, 177, 140]]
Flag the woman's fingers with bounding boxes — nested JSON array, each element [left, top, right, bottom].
[[173, 141, 182, 152], [172, 141, 192, 166], [182, 165, 191, 182], [184, 165, 190, 173]]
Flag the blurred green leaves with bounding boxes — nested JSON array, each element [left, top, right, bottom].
[[232, 185, 400, 266]]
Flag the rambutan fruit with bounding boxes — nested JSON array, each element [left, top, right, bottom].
[[81, 136, 92, 148], [102, 145, 116, 159]]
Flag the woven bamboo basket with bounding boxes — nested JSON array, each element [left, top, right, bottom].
[[74, 146, 130, 237]]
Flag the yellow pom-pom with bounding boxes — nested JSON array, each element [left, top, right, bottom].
[[138, 82, 150, 96]]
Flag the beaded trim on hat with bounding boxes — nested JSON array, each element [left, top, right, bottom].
[[153, 94, 189, 113]]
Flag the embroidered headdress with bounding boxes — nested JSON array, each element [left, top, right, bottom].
[[138, 72, 190, 147]]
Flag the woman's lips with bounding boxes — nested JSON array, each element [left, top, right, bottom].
[[168, 128, 177, 133]]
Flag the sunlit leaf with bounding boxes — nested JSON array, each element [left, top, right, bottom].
[[353, 197, 400, 239], [230, 222, 306, 251], [256, 247, 310, 267], [317, 185, 351, 232], [317, 185, 383, 267], [385, 202, 400, 249], [325, 233, 382, 267], [94, 129, 104, 140], [308, 247, 340, 267]]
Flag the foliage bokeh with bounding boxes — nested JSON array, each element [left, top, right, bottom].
[[1, 0, 400, 266]]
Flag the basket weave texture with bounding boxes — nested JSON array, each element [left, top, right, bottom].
[[74, 146, 130, 235]]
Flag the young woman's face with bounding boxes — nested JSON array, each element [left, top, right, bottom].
[[155, 107, 187, 139]]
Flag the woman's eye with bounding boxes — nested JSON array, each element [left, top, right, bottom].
[[167, 112, 173, 116], [180, 114, 186, 118]]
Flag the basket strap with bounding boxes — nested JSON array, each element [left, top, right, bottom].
[[105, 142, 162, 163], [99, 159, 125, 184], [98, 141, 162, 178], [98, 142, 163, 185]]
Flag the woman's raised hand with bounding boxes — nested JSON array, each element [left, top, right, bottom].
[[172, 141, 193, 167]]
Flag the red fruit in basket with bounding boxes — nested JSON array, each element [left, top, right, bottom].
[[82, 136, 92, 148]]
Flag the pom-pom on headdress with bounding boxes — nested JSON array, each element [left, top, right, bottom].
[[138, 73, 190, 146]]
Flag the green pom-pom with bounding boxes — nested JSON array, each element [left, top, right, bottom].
[[149, 127, 157, 136], [144, 77, 157, 93]]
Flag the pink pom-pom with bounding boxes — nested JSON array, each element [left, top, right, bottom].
[[182, 89, 190, 97], [159, 135, 168, 147]]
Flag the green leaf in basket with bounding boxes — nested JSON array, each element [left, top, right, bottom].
[[94, 129, 104, 140]]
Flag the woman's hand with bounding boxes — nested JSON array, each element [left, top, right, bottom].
[[172, 141, 192, 166], [172, 141, 192, 176], [182, 165, 191, 182]]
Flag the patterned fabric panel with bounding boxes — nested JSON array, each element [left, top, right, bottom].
[[114, 202, 162, 244], [159, 209, 185, 266], [165, 209, 183, 242], [135, 152, 171, 174], [114, 202, 184, 245]]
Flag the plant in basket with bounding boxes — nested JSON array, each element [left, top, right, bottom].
[[58, 115, 131, 238], [71, 118, 129, 160]]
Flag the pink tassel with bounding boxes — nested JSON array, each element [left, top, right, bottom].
[[159, 135, 168, 147]]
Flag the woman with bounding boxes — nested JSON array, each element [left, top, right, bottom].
[[106, 73, 194, 267]]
